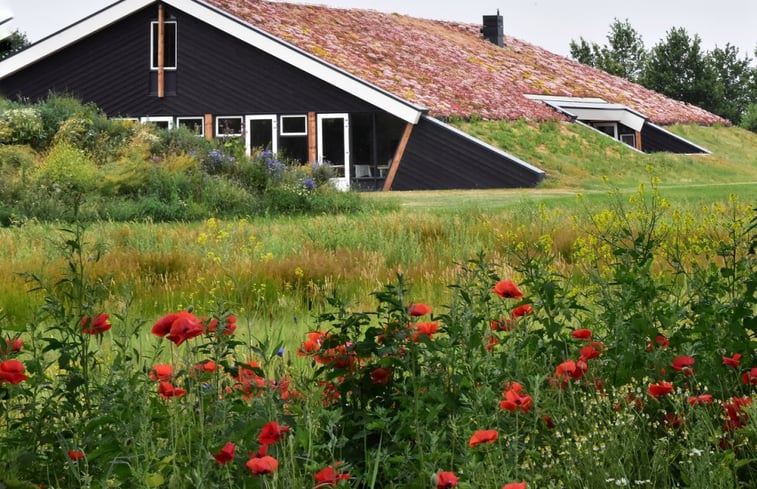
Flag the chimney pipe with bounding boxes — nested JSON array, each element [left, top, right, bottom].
[[481, 9, 504, 47]]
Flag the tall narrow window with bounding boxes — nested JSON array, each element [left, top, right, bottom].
[[151, 21, 177, 70]]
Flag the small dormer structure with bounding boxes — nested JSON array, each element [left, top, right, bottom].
[[525, 95, 709, 154]]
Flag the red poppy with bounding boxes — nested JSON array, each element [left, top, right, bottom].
[[490, 318, 515, 332], [0, 359, 28, 384], [510, 304, 533, 318], [722, 353, 741, 368], [158, 381, 186, 399], [664, 413, 685, 428], [213, 442, 236, 465], [468, 429, 498, 447], [206, 315, 237, 336], [246, 455, 279, 475], [412, 321, 439, 341], [687, 394, 713, 406], [194, 360, 217, 373], [408, 303, 431, 316], [298, 331, 327, 357], [370, 367, 393, 385], [486, 334, 500, 351], [499, 382, 533, 413], [149, 364, 173, 381], [648, 381, 673, 398], [152, 311, 204, 346], [314, 463, 350, 487], [722, 396, 752, 431], [742, 367, 757, 386], [502, 483, 527, 489], [258, 421, 290, 445], [672, 355, 695, 376], [542, 415, 555, 429], [68, 449, 85, 461], [579, 345, 602, 361], [4, 337, 23, 352], [571, 329, 592, 340], [493, 280, 523, 299], [646, 334, 669, 351], [81, 313, 112, 335], [435, 471, 458, 488]]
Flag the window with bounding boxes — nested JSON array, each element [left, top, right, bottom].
[[216, 116, 243, 137], [593, 122, 618, 139], [151, 21, 177, 70], [177, 117, 205, 136], [140, 116, 173, 130], [280, 115, 307, 136], [620, 133, 636, 147]]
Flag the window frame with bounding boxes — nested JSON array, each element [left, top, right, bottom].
[[279, 115, 308, 136], [140, 116, 174, 130], [215, 116, 244, 137], [150, 20, 177, 70], [177, 116, 205, 137]]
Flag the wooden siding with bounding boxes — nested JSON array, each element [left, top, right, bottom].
[[389, 116, 544, 190], [0, 5, 378, 116], [641, 123, 708, 154]]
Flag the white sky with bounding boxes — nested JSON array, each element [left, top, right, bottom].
[[0, 0, 754, 62]]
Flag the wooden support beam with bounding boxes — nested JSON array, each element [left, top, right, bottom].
[[157, 4, 165, 98], [204, 113, 213, 140], [382, 122, 413, 191], [635, 130, 642, 151], [308, 112, 317, 163]]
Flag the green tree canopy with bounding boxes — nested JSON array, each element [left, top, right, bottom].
[[569, 18, 646, 81], [639, 27, 717, 110], [0, 30, 29, 60], [706, 44, 754, 124]]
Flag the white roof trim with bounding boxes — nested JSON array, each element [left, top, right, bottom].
[[0, 0, 425, 125], [424, 115, 545, 176]]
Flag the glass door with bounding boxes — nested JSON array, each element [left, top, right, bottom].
[[317, 114, 350, 191], [245, 115, 278, 155]]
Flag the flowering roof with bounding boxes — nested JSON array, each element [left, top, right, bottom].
[[206, 0, 725, 125]]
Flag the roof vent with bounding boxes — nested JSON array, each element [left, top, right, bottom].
[[481, 10, 504, 47]]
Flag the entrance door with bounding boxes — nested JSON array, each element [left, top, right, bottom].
[[245, 115, 277, 155], [317, 114, 350, 191]]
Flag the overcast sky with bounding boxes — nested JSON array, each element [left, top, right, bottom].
[[0, 0, 754, 61]]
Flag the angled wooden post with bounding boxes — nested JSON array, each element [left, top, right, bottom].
[[382, 122, 413, 191], [635, 130, 642, 151], [204, 113, 213, 140]]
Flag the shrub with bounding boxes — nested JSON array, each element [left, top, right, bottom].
[[36, 94, 99, 149], [0, 106, 44, 147], [32, 142, 99, 194], [741, 103, 757, 133]]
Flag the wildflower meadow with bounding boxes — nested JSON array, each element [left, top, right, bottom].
[[0, 181, 755, 489]]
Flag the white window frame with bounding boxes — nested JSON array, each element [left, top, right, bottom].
[[176, 116, 205, 137], [150, 20, 177, 70], [140, 116, 174, 129], [279, 115, 308, 136], [620, 133, 636, 147], [215, 116, 244, 137], [245, 115, 278, 155]]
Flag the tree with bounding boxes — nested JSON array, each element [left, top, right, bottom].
[[569, 18, 646, 81], [706, 44, 754, 124], [639, 27, 717, 110], [0, 30, 29, 60]]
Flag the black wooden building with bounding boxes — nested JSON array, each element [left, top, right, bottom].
[[0, 0, 545, 191]]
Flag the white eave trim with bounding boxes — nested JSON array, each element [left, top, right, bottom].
[[0, 0, 154, 75], [0, 0, 425, 125], [425, 115, 545, 176]]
